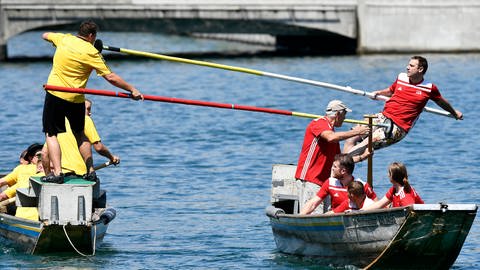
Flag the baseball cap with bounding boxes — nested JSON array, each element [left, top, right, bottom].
[[24, 143, 44, 162], [326, 100, 352, 113]]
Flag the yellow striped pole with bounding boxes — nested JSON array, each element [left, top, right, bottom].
[[45, 84, 388, 128], [99, 41, 454, 119]]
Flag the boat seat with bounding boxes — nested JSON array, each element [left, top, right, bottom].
[[16, 188, 38, 207], [93, 189, 107, 208], [272, 194, 299, 214]]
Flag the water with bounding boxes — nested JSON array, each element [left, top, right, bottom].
[[0, 31, 478, 269]]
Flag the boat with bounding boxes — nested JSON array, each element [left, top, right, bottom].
[[265, 164, 477, 269], [0, 174, 116, 255]]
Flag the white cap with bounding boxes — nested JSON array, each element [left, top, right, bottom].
[[326, 100, 352, 113]]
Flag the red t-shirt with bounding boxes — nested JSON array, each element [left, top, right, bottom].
[[385, 186, 424, 207], [295, 117, 340, 186], [316, 178, 377, 209], [382, 73, 442, 132], [333, 197, 375, 213]]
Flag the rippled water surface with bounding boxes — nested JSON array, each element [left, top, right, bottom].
[[0, 32, 478, 269]]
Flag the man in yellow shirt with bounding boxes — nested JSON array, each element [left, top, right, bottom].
[[83, 99, 120, 178], [42, 117, 93, 179], [41, 99, 121, 182], [0, 143, 44, 201], [42, 20, 143, 184]]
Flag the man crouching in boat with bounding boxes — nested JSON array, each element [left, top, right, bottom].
[[325, 181, 375, 214], [41, 99, 120, 181], [299, 154, 377, 215], [295, 100, 371, 214], [0, 143, 45, 208], [41, 117, 95, 180]]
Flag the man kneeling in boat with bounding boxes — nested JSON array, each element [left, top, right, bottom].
[[325, 181, 375, 214], [42, 117, 98, 180], [300, 154, 377, 215], [0, 143, 45, 211], [42, 108, 119, 182]]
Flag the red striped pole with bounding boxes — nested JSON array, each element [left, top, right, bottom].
[[44, 85, 293, 116], [43, 85, 381, 127]]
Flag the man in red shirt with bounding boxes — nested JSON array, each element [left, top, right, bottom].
[[300, 154, 376, 215], [295, 101, 370, 214], [330, 181, 375, 214], [344, 56, 463, 156]]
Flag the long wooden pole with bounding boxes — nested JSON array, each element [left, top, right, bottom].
[[365, 115, 375, 188], [44, 85, 388, 128], [99, 42, 454, 118]]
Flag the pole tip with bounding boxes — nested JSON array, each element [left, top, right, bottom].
[[94, 39, 103, 53]]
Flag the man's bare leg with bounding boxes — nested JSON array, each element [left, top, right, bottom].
[[343, 135, 363, 153], [75, 131, 94, 174], [45, 134, 62, 176]]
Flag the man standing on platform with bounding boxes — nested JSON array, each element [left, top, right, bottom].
[[41, 20, 143, 183], [295, 100, 370, 214]]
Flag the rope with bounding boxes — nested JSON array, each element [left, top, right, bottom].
[[63, 224, 97, 257]]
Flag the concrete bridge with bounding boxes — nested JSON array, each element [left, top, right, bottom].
[[1, 0, 480, 60]]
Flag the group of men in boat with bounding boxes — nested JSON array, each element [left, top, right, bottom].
[[0, 99, 121, 215], [295, 55, 463, 214], [1, 20, 142, 207], [40, 20, 143, 184]]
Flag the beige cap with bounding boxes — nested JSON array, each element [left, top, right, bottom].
[[326, 100, 352, 113]]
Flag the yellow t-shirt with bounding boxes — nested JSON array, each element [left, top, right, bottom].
[[57, 118, 88, 176], [3, 164, 37, 187], [44, 118, 88, 176], [45, 33, 112, 103], [3, 164, 38, 198], [84, 115, 101, 144]]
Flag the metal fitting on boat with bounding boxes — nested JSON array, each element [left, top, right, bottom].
[[99, 208, 117, 225], [265, 205, 285, 218]]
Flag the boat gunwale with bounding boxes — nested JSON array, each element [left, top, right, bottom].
[[269, 203, 478, 220]]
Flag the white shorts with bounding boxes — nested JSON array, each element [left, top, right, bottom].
[[348, 113, 407, 156]]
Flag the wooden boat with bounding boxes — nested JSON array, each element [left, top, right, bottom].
[[0, 175, 116, 255], [266, 164, 477, 269]]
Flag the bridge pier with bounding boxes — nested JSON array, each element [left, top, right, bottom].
[[276, 35, 356, 55], [0, 3, 5, 61], [0, 44, 5, 61]]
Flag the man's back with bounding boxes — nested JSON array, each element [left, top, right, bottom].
[[45, 33, 111, 103], [295, 117, 340, 186]]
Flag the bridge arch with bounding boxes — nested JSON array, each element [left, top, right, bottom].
[[0, 2, 358, 60]]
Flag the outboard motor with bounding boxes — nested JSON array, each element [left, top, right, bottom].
[[265, 205, 285, 218], [99, 208, 116, 225]]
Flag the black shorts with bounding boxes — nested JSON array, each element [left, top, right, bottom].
[[42, 92, 85, 136]]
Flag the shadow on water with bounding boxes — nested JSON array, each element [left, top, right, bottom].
[[5, 48, 357, 63], [271, 252, 360, 270]]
